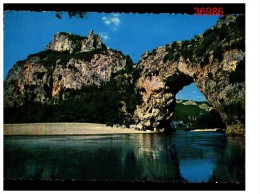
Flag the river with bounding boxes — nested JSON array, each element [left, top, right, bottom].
[[4, 131, 245, 183]]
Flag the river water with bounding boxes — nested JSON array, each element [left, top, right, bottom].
[[4, 131, 245, 183]]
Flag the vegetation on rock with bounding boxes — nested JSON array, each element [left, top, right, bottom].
[[163, 15, 245, 67], [173, 100, 226, 130], [4, 57, 141, 127]]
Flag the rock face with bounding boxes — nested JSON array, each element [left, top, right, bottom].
[[4, 15, 245, 135], [4, 31, 128, 107], [133, 15, 245, 135], [46, 30, 106, 53]]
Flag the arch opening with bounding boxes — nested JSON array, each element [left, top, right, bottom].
[[172, 83, 226, 131], [135, 72, 226, 132]]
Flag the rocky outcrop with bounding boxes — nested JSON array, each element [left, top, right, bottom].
[[133, 15, 245, 135], [46, 30, 106, 53], [80, 30, 106, 52], [4, 31, 127, 107]]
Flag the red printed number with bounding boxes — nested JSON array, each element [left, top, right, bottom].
[[194, 7, 224, 16]]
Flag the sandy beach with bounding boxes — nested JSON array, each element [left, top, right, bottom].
[[3, 123, 156, 135], [191, 128, 225, 132]]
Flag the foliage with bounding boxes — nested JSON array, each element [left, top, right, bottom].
[[162, 15, 245, 68], [55, 11, 88, 19], [174, 103, 206, 122], [194, 15, 245, 67], [173, 102, 225, 130], [4, 57, 141, 127], [223, 94, 245, 125], [71, 49, 106, 62], [4, 80, 139, 126], [28, 50, 71, 69], [27, 49, 107, 70], [16, 59, 27, 65], [163, 42, 184, 63], [195, 110, 226, 129]]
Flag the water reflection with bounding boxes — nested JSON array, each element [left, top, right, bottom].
[[133, 133, 183, 181], [4, 131, 245, 182], [179, 159, 214, 182], [174, 132, 227, 182], [210, 136, 245, 182]]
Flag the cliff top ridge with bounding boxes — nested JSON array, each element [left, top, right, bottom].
[[45, 30, 106, 53]]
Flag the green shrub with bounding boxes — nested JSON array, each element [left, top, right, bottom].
[[173, 102, 226, 129], [195, 110, 226, 129], [71, 49, 105, 62], [4, 58, 141, 127]]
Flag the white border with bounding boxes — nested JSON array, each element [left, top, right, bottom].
[[1, 1, 260, 194]]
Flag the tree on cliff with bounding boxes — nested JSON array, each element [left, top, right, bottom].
[[55, 11, 88, 19]]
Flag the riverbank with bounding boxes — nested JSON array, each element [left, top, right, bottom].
[[191, 128, 226, 132], [4, 123, 156, 135]]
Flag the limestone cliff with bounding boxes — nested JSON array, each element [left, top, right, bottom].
[[133, 15, 245, 135], [46, 30, 106, 53], [4, 31, 129, 107]]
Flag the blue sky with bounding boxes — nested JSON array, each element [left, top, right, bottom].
[[4, 11, 219, 101]]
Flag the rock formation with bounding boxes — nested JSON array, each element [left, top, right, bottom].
[[4, 15, 245, 135], [46, 30, 107, 53], [4, 31, 128, 107], [133, 15, 245, 135]]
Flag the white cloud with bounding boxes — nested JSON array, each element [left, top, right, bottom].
[[102, 17, 111, 25], [111, 17, 120, 26], [100, 32, 110, 41], [101, 13, 121, 30]]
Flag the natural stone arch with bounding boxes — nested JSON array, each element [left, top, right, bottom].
[[133, 45, 245, 135], [134, 68, 193, 131]]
